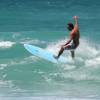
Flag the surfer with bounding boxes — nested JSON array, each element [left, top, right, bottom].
[[54, 16, 80, 59]]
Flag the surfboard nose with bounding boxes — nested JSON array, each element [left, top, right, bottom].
[[24, 44, 28, 47]]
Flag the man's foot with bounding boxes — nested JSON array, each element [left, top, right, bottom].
[[53, 55, 59, 60]]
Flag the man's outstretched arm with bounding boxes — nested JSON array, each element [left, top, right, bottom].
[[73, 16, 78, 31]]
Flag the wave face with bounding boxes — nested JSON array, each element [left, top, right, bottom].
[[0, 0, 100, 99]]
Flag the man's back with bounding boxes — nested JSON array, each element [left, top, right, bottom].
[[72, 31, 80, 46], [71, 16, 80, 48]]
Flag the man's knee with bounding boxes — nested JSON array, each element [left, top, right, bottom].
[[61, 46, 65, 50]]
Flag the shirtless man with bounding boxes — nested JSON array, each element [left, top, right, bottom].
[[54, 16, 80, 59]]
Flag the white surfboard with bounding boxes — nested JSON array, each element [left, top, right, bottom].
[[24, 44, 67, 63]]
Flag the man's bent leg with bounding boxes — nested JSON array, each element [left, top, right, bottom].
[[70, 51, 75, 59], [54, 47, 64, 59]]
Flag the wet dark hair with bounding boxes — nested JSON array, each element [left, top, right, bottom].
[[67, 23, 74, 31]]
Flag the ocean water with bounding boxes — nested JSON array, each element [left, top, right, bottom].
[[0, 0, 100, 100]]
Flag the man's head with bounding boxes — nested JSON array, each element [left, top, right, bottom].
[[67, 22, 74, 31]]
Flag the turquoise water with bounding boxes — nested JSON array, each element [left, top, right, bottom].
[[0, 0, 100, 100]]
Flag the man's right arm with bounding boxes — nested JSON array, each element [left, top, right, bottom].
[[73, 16, 78, 31]]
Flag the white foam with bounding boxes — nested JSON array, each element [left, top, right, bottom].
[[45, 38, 100, 69], [0, 64, 7, 70], [0, 64, 7, 67], [21, 38, 46, 45], [62, 64, 76, 70], [0, 41, 15, 49], [5, 56, 38, 67], [0, 96, 94, 100], [76, 39, 98, 58], [85, 56, 100, 68], [63, 72, 99, 81]]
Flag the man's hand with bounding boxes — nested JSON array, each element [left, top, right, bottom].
[[73, 16, 78, 29], [73, 16, 78, 19]]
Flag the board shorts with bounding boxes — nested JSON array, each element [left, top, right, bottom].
[[64, 42, 76, 51]]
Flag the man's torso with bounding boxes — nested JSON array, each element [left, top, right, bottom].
[[71, 30, 80, 48]]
